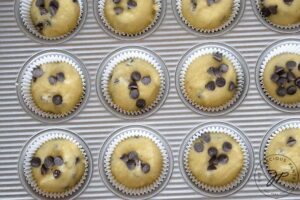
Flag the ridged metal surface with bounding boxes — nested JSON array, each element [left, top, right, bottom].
[[0, 0, 300, 199]]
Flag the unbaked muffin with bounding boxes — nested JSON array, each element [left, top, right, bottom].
[[180, 0, 234, 30], [262, 53, 300, 105], [110, 136, 163, 188], [104, 0, 159, 35], [31, 62, 83, 114], [260, 0, 300, 27], [30, 0, 80, 38], [108, 58, 161, 112], [184, 52, 238, 108], [265, 127, 300, 184], [30, 139, 86, 193], [188, 132, 243, 186]]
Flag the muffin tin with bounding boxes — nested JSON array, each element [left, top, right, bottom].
[[1, 0, 300, 199]]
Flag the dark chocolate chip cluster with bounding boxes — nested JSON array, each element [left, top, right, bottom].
[[261, 0, 294, 18], [113, 0, 137, 15], [30, 155, 79, 179], [193, 133, 232, 171], [269, 60, 300, 97], [120, 151, 151, 174], [205, 52, 236, 92]]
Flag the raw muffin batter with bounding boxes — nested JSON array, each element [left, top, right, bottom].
[[108, 58, 161, 112], [265, 128, 300, 184], [188, 132, 244, 186], [110, 137, 163, 188], [30, 0, 80, 37], [31, 62, 83, 114], [104, 0, 158, 34], [184, 52, 237, 108], [263, 53, 300, 105], [30, 139, 86, 193], [261, 0, 300, 26], [181, 0, 234, 30]]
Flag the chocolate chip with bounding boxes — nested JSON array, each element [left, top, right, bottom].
[[113, 0, 121, 3], [213, 52, 223, 62], [275, 66, 285, 75], [286, 61, 296, 70], [41, 164, 48, 175], [283, 0, 294, 5], [216, 77, 226, 87], [31, 157, 41, 167], [35, 22, 44, 32], [75, 157, 80, 164], [201, 133, 211, 143], [219, 64, 228, 73], [130, 89, 139, 99], [141, 76, 151, 85], [209, 155, 219, 165], [39, 7, 47, 15], [131, 71, 141, 81], [53, 169, 61, 179], [136, 99, 146, 109], [44, 156, 54, 168], [32, 67, 44, 78], [287, 86, 297, 95], [191, 0, 197, 10], [287, 72, 296, 82], [295, 78, 300, 88], [276, 86, 286, 97], [35, 0, 45, 7], [114, 79, 119, 84], [280, 72, 288, 79], [229, 81, 236, 91], [127, 0, 137, 9], [48, 75, 57, 85], [268, 5, 278, 15], [141, 163, 150, 173], [194, 142, 204, 153], [52, 95, 63, 105], [222, 142, 232, 152], [73, 0, 78, 2], [128, 151, 138, 160], [56, 72, 64, 82], [207, 0, 214, 6], [208, 147, 218, 157], [218, 154, 229, 164], [298, 63, 300, 71], [287, 136, 296, 146], [114, 7, 123, 15], [128, 81, 138, 89], [261, 7, 271, 17], [207, 164, 217, 171], [205, 81, 216, 91], [271, 73, 279, 83], [126, 159, 136, 170], [276, 77, 286, 86], [207, 67, 215, 76], [54, 156, 63, 166], [49, 0, 59, 16], [120, 154, 129, 162]]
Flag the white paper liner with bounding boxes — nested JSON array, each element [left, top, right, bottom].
[[183, 126, 250, 193], [103, 128, 170, 196], [263, 121, 300, 190], [19, 0, 84, 41], [258, 42, 300, 109], [255, 0, 300, 30], [175, 0, 241, 34], [23, 131, 89, 198], [101, 50, 166, 116], [97, 0, 162, 37], [20, 53, 86, 119], [179, 47, 245, 112]]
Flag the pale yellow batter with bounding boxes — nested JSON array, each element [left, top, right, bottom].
[[263, 53, 300, 104], [188, 132, 244, 186], [108, 58, 160, 112], [110, 137, 163, 188], [263, 0, 300, 26], [30, 0, 80, 37], [184, 54, 237, 108], [31, 62, 83, 114], [31, 139, 86, 193], [104, 0, 158, 34], [181, 0, 233, 30], [265, 128, 300, 184]]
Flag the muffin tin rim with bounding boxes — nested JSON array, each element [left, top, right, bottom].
[[175, 42, 250, 116], [98, 125, 174, 200], [18, 128, 93, 200], [178, 121, 255, 197], [15, 49, 91, 123], [14, 0, 89, 44]]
